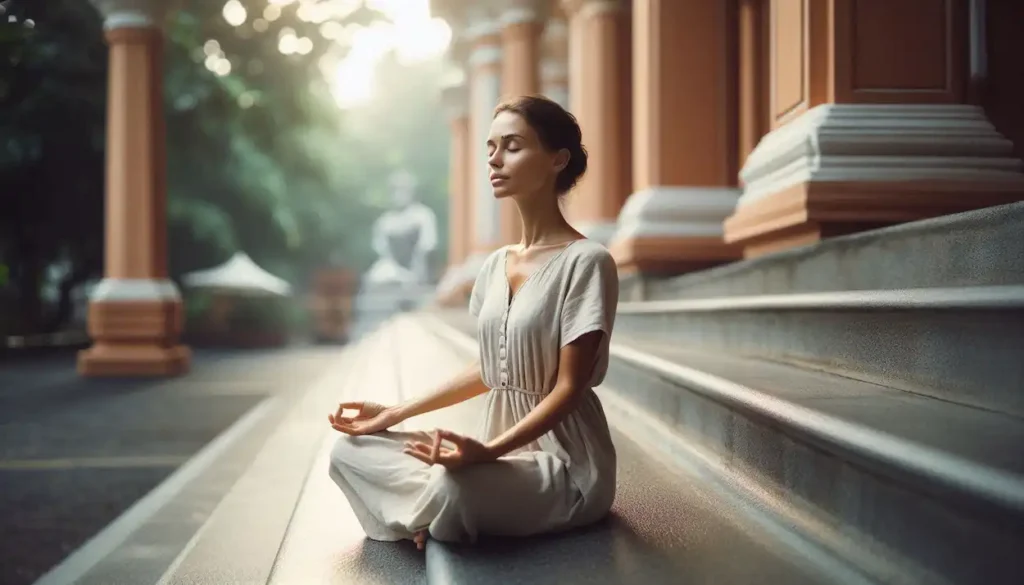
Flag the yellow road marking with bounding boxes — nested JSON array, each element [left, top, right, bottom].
[[0, 454, 191, 470]]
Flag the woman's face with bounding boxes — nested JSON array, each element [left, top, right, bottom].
[[486, 111, 564, 200]]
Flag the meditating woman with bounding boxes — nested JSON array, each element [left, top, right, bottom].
[[327, 95, 619, 551]]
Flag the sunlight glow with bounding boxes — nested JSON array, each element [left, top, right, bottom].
[[327, 0, 451, 109], [222, 0, 247, 27]]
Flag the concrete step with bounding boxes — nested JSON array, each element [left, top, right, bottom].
[[615, 202, 1024, 417], [614, 284, 1024, 417], [415, 314, 870, 585], [627, 201, 1024, 300], [604, 338, 1024, 585], [427, 308, 1024, 585]]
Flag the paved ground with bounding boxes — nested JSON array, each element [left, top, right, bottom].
[[0, 345, 344, 585]]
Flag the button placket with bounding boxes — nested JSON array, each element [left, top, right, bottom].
[[498, 308, 510, 386]]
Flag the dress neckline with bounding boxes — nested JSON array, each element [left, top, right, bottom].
[[503, 239, 584, 307]]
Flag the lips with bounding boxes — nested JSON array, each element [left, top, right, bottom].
[[490, 174, 509, 185]]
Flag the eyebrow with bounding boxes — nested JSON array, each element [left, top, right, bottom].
[[486, 133, 525, 145]]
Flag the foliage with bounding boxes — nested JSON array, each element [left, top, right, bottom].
[[0, 0, 454, 335]]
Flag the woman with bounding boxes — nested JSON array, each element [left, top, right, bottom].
[[327, 95, 619, 551]]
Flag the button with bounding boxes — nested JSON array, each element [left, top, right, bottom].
[[499, 347, 506, 358]]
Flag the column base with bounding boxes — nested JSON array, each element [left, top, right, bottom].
[[77, 278, 191, 378], [726, 104, 1024, 258], [572, 220, 619, 246], [78, 344, 190, 377], [608, 187, 741, 275], [433, 253, 490, 307]]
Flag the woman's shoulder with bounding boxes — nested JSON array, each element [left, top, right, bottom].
[[565, 239, 617, 274]]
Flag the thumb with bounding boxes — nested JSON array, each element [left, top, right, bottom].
[[436, 429, 468, 447]]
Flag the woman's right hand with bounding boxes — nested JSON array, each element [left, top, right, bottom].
[[328, 401, 404, 436]]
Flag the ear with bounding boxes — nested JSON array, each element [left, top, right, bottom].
[[552, 148, 570, 174]]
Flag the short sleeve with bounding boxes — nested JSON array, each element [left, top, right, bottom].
[[468, 252, 496, 318], [560, 248, 619, 347]]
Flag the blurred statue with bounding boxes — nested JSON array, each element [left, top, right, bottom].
[[364, 170, 438, 286]]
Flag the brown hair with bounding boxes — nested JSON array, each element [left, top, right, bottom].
[[493, 95, 588, 196]]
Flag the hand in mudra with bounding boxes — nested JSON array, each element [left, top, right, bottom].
[[328, 401, 402, 436], [403, 429, 496, 470]]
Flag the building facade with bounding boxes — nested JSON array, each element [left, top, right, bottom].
[[433, 0, 1024, 303]]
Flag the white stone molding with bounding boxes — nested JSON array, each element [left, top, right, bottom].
[[435, 252, 489, 297], [737, 104, 1024, 208], [90, 278, 181, 302], [578, 0, 625, 20], [464, 2, 502, 41], [469, 45, 502, 67], [91, 0, 171, 30], [573, 220, 618, 246], [610, 187, 741, 244], [500, 6, 542, 27]]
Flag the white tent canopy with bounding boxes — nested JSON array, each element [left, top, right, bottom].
[[182, 252, 292, 297]]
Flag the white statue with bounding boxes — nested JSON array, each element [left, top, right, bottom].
[[364, 170, 438, 286]]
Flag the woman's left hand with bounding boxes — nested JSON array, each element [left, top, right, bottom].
[[403, 429, 496, 470]]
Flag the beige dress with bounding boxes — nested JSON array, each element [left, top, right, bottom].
[[329, 239, 619, 543]]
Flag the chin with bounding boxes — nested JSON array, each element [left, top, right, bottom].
[[491, 186, 513, 199]]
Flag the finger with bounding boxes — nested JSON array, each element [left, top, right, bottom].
[[405, 441, 433, 456], [436, 452, 463, 470], [327, 414, 334, 424], [403, 448, 433, 466], [431, 431, 442, 459]]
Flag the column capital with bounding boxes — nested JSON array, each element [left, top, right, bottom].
[[499, 0, 549, 27], [90, 0, 176, 30], [463, 2, 503, 40], [560, 0, 626, 19], [463, 4, 503, 69]]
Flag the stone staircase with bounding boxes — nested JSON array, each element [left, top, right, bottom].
[[120, 314, 856, 585], [52, 203, 1023, 585], [429, 202, 1024, 585]]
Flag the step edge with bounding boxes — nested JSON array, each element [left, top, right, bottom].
[[618, 284, 1024, 313], [153, 329, 385, 585], [423, 310, 1024, 513], [609, 342, 1024, 515], [417, 311, 922, 585]]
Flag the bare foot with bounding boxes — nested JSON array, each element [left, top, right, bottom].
[[413, 529, 428, 551]]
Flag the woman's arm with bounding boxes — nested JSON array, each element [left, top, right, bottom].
[[393, 360, 490, 421], [484, 331, 603, 458]]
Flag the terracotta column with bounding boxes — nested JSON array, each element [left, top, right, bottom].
[[497, 0, 545, 246], [561, 0, 632, 245], [436, 74, 473, 306], [465, 7, 503, 259], [79, 0, 189, 377], [445, 86, 471, 273], [723, 0, 1024, 258], [608, 0, 742, 275], [541, 9, 570, 109]]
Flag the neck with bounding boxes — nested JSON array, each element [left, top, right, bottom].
[[512, 189, 575, 248]]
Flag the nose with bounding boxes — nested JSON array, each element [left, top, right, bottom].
[[487, 148, 502, 169]]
